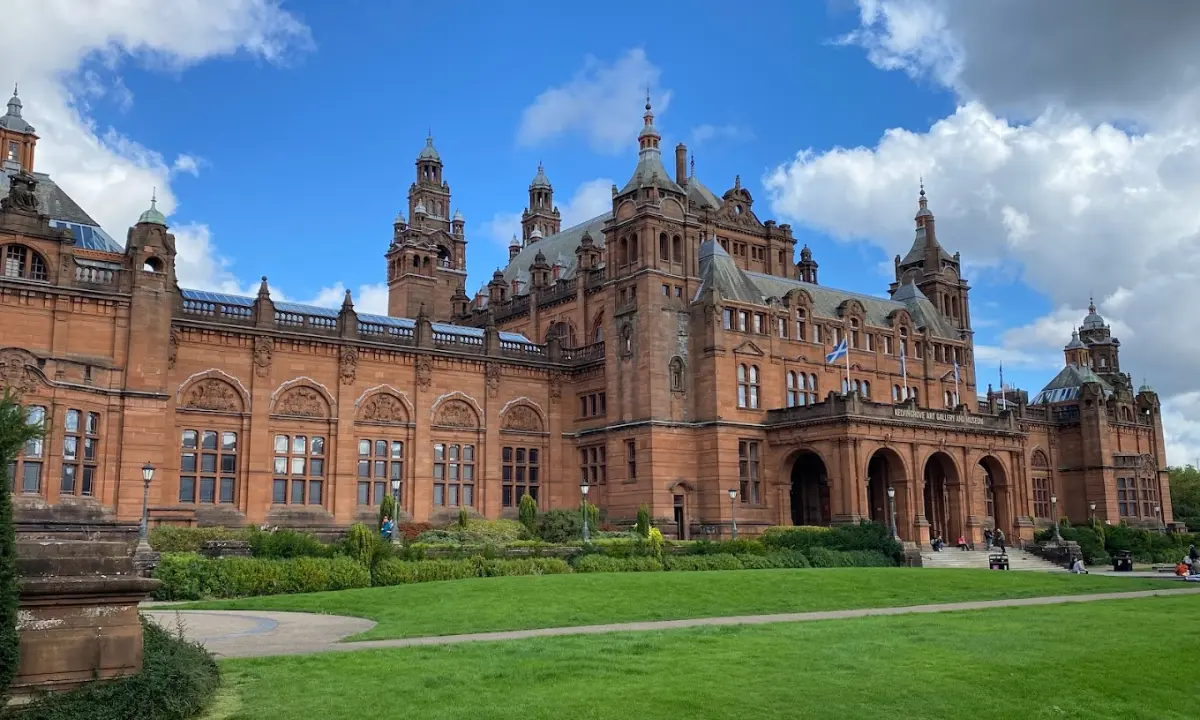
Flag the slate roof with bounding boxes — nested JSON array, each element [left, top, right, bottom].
[[1030, 364, 1114, 405], [1, 164, 124, 253], [179, 289, 536, 345], [501, 211, 611, 289]]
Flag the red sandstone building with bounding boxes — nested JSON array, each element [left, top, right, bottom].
[[0, 89, 1178, 543]]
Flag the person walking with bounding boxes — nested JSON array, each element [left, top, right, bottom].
[[994, 529, 1006, 555], [983, 528, 994, 551]]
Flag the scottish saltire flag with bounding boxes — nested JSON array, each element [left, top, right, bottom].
[[825, 338, 848, 364], [899, 344, 907, 377]]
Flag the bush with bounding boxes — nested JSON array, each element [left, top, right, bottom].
[[806, 548, 894, 568], [518, 493, 538, 535], [371, 556, 571, 586], [246, 528, 331, 559], [688, 539, 767, 556], [151, 554, 371, 600], [761, 522, 902, 561], [342, 522, 388, 571], [12, 616, 220, 720], [572, 555, 663, 573], [147, 525, 249, 553], [397, 522, 433, 542], [1, 391, 42, 702], [663, 554, 744, 571], [635, 504, 651, 538], [379, 493, 395, 530], [412, 519, 527, 546], [647, 527, 664, 560], [538, 509, 583, 543]]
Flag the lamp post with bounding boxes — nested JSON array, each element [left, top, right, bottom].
[[137, 463, 154, 553], [580, 483, 591, 542], [1088, 502, 1096, 526], [1154, 504, 1163, 534], [390, 479, 402, 545], [1051, 495, 1061, 542], [886, 486, 899, 541], [728, 487, 739, 540]]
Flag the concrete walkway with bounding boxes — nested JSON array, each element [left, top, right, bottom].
[[145, 586, 1200, 659]]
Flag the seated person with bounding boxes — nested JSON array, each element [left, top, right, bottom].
[[956, 535, 968, 551]]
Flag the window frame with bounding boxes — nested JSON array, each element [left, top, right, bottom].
[[433, 442, 476, 507], [271, 433, 327, 506], [502, 445, 540, 507]]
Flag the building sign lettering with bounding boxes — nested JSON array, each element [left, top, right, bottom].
[[893, 408, 985, 426]]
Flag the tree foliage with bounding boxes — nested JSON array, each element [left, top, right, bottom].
[[518, 493, 538, 536], [1168, 465, 1200, 530], [635, 505, 651, 538], [378, 493, 395, 530], [1, 390, 46, 700]]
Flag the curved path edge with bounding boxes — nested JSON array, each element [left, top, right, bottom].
[[147, 586, 1200, 659]]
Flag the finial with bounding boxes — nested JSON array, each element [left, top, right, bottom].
[[645, 85, 651, 111], [11, 83, 16, 97], [150, 186, 157, 207], [734, 174, 741, 189], [690, 155, 695, 178], [341, 289, 354, 311], [257, 276, 270, 299], [1088, 296, 1096, 313], [919, 176, 925, 197]]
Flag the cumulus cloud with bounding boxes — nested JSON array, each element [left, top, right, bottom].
[[516, 49, 671, 154], [689, 123, 753, 146], [480, 177, 615, 249], [774, 0, 1200, 464]]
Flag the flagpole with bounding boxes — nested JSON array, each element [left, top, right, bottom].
[[845, 338, 852, 393], [901, 346, 910, 401], [953, 361, 960, 408], [999, 363, 1006, 410]]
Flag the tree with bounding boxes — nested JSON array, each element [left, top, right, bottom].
[[635, 504, 651, 538], [1, 391, 45, 699], [1168, 465, 1200, 530], [518, 493, 538, 536], [378, 493, 395, 530]]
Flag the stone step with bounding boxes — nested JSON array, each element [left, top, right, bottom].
[[919, 550, 1064, 572]]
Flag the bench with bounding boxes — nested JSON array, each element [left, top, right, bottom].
[[1152, 564, 1178, 574]]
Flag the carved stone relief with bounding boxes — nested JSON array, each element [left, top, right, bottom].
[[360, 393, 408, 423], [502, 405, 543, 433], [549, 372, 563, 402], [168, 327, 180, 369], [0, 349, 37, 395], [416, 355, 433, 390], [436, 400, 477, 428], [340, 347, 357, 386], [274, 386, 329, 418], [181, 379, 241, 412], [485, 362, 501, 399], [253, 337, 272, 379]]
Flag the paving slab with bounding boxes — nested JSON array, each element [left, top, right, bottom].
[[145, 586, 1200, 659]]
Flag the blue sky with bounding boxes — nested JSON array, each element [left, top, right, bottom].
[[17, 0, 1200, 461]]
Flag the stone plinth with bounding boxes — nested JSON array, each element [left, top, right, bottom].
[[9, 539, 160, 703], [199, 539, 251, 558]]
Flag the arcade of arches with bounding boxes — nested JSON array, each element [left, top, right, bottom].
[[779, 444, 1019, 545]]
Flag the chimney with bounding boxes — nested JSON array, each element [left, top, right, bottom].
[[675, 143, 688, 186]]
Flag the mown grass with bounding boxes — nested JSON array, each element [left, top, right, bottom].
[[176, 567, 1179, 640], [216, 595, 1198, 720]]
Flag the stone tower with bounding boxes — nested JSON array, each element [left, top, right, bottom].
[[890, 183, 972, 332], [0, 85, 37, 173], [521, 162, 560, 243]]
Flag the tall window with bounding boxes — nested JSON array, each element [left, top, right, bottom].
[[1032, 477, 1050, 518], [1117, 477, 1138, 517], [669, 358, 684, 392], [358, 439, 402, 506], [786, 371, 801, 407], [738, 311, 749, 332], [945, 390, 954, 408], [884, 335, 893, 355], [272, 434, 325, 505], [738, 440, 761, 504], [659, 233, 669, 260], [626, 440, 637, 480], [777, 317, 787, 339], [7, 405, 45, 493], [3, 245, 48, 281], [812, 324, 823, 344], [850, 319, 860, 349], [502, 446, 539, 506], [434, 443, 475, 507], [795, 310, 807, 341], [737, 364, 760, 409], [723, 308, 733, 330], [580, 445, 607, 485], [672, 235, 682, 263], [180, 429, 237, 504], [60, 410, 101, 496], [985, 479, 995, 518], [1139, 478, 1159, 519], [6, 141, 16, 162], [900, 327, 909, 357], [807, 374, 819, 404], [753, 313, 764, 334]]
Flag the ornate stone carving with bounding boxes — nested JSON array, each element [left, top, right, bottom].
[[704, 304, 718, 325], [168, 327, 180, 369], [360, 393, 407, 423], [436, 400, 477, 428], [485, 362, 501, 399], [415, 355, 433, 390], [0, 349, 37, 395], [182, 379, 241, 412], [549, 372, 563, 402], [339, 347, 357, 386], [253, 337, 272, 379], [502, 405, 543, 433], [274, 386, 329, 418], [1, 172, 39, 214]]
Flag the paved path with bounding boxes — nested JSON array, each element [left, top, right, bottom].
[[145, 586, 1200, 659]]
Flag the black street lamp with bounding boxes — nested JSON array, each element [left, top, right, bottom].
[[1051, 495, 1061, 542], [390, 479, 402, 545], [581, 483, 591, 542], [728, 488, 739, 540], [887, 486, 899, 540], [1088, 501, 1096, 526], [137, 463, 154, 552]]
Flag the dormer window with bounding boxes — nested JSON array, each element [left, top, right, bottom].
[[6, 141, 17, 162]]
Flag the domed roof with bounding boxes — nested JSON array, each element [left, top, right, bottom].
[[1138, 381, 1155, 394], [414, 200, 427, 215], [394, 210, 406, 224], [418, 133, 440, 162], [1065, 329, 1086, 351], [509, 233, 520, 248], [137, 193, 167, 226], [452, 208, 464, 222], [529, 227, 543, 240], [1082, 298, 1106, 329], [530, 162, 551, 189], [0, 85, 35, 134]]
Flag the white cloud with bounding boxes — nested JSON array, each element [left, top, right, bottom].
[[171, 154, 201, 177], [480, 178, 615, 249], [771, 0, 1200, 464], [480, 212, 524, 250], [690, 124, 753, 145], [516, 49, 671, 154]]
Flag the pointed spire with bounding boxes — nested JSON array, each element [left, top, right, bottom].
[[689, 155, 695, 178], [734, 174, 741, 190], [418, 131, 440, 161], [137, 188, 167, 226], [341, 289, 354, 311], [1088, 296, 1096, 314], [257, 276, 270, 299]]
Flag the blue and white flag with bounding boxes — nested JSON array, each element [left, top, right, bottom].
[[825, 338, 848, 364], [953, 360, 960, 383]]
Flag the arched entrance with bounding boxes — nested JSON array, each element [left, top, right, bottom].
[[866, 448, 907, 538], [923, 452, 960, 542], [790, 451, 830, 526], [977, 455, 1010, 538]]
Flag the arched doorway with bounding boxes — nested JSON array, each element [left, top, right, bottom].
[[790, 451, 830, 526], [977, 456, 1010, 538], [866, 448, 906, 538], [923, 452, 959, 542]]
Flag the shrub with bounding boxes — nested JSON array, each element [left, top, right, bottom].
[[246, 527, 331, 559], [761, 522, 902, 561], [764, 550, 812, 569], [663, 554, 744, 571], [572, 554, 663, 573], [688, 539, 767, 556], [397, 522, 433, 542], [151, 554, 370, 600], [457, 507, 470, 529], [518, 493, 538, 535], [147, 525, 248, 553], [635, 504, 651, 538], [537, 509, 583, 543], [370, 556, 571, 586], [412, 519, 526, 546], [343, 522, 387, 570], [806, 548, 894, 568], [583, 501, 600, 533], [647, 527, 665, 560], [1, 391, 43, 702], [379, 493, 395, 529], [13, 616, 220, 720]]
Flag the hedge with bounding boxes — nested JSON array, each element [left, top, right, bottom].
[[372, 557, 571, 586], [151, 554, 371, 601], [572, 555, 663, 573], [9, 616, 219, 720], [761, 522, 903, 561]]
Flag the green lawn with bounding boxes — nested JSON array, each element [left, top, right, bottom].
[[214, 595, 1198, 720], [177, 567, 1178, 641]]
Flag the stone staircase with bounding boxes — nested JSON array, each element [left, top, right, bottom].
[[920, 548, 1066, 572]]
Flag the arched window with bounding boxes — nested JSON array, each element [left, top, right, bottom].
[[738, 365, 761, 409], [842, 378, 850, 394], [620, 325, 633, 355], [672, 235, 682, 263], [893, 385, 902, 402], [786, 371, 800, 407], [911, 387, 919, 405], [795, 309, 807, 342], [546, 321, 575, 348], [669, 357, 684, 392], [850, 319, 860, 349], [143, 256, 164, 273], [861, 380, 871, 399], [3, 245, 48, 281], [659, 232, 669, 260], [809, 374, 819, 404], [749, 365, 760, 409], [945, 390, 954, 408], [629, 234, 639, 264], [619, 237, 628, 265]]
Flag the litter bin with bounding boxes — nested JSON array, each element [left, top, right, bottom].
[[1112, 550, 1133, 572], [989, 553, 1009, 570]]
